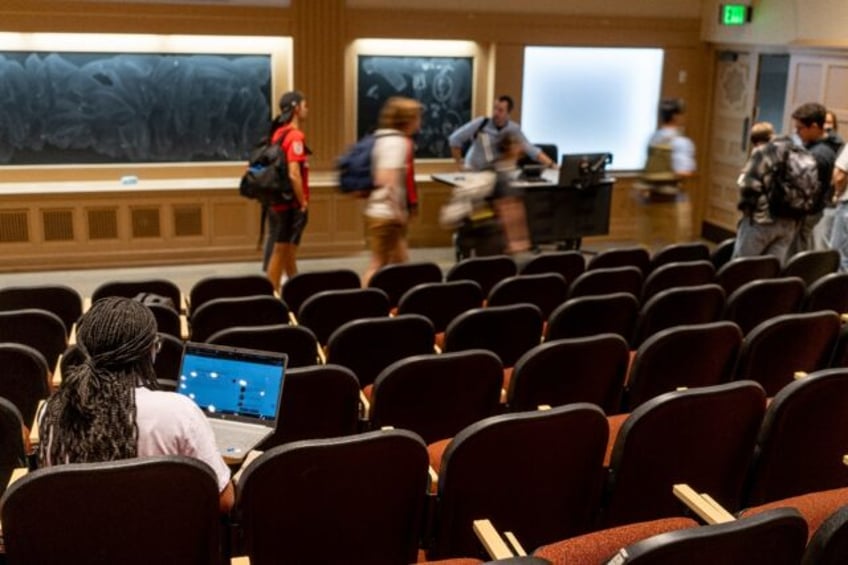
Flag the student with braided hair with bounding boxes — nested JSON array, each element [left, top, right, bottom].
[[39, 296, 234, 512]]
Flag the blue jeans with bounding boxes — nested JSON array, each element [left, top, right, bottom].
[[829, 201, 848, 272]]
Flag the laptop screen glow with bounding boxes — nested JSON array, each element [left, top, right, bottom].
[[178, 346, 285, 421]]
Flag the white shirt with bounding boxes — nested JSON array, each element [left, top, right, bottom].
[[365, 129, 409, 221], [135, 387, 231, 491]]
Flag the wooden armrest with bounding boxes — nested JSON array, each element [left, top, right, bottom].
[[504, 531, 527, 557], [359, 390, 371, 420], [317, 344, 327, 364], [472, 519, 514, 560], [793, 371, 808, 380], [68, 322, 77, 345], [537, 404, 552, 411], [428, 466, 438, 490], [675, 387, 688, 391], [231, 557, 250, 564], [7, 467, 28, 490], [29, 399, 46, 448], [288, 312, 298, 325], [52, 355, 63, 389], [433, 343, 442, 354], [841, 313, 848, 324], [843, 455, 848, 467], [232, 450, 263, 485], [180, 314, 190, 341], [672, 483, 735, 524], [500, 388, 507, 404], [83, 296, 92, 313], [180, 293, 189, 315]]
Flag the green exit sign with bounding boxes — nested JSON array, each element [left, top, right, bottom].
[[721, 4, 751, 26]]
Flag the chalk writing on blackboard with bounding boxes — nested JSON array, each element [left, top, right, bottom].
[[357, 55, 473, 159], [0, 52, 272, 165]]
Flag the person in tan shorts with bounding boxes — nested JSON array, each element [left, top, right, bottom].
[[362, 97, 422, 286]]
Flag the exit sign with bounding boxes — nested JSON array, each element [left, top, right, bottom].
[[721, 4, 751, 26]]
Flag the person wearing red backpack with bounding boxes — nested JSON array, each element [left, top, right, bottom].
[[265, 91, 310, 292]]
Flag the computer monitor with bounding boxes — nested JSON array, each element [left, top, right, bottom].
[[558, 153, 613, 189]]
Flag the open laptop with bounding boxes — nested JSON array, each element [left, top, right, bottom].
[[177, 342, 287, 463]]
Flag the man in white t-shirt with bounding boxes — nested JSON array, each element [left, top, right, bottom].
[[829, 144, 848, 271]]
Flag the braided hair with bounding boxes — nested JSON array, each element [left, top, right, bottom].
[[39, 297, 159, 466]]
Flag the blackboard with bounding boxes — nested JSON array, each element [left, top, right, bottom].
[[0, 52, 272, 165], [357, 55, 473, 159]]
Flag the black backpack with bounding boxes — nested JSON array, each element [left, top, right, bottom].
[[239, 128, 294, 206]]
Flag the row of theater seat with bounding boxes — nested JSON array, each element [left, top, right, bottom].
[[2, 367, 847, 563]]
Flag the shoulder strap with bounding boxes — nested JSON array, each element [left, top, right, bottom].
[[473, 117, 490, 140]]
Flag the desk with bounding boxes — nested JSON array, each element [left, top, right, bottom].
[[432, 171, 615, 250]]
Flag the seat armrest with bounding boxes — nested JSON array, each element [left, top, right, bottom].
[[672, 483, 735, 524], [473, 519, 515, 560], [29, 399, 46, 449], [359, 390, 371, 420]]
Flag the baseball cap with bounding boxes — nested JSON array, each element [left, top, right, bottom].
[[279, 91, 304, 122]]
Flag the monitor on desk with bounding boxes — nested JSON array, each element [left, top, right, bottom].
[[558, 153, 613, 189]]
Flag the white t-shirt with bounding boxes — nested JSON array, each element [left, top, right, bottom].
[[135, 387, 231, 491], [365, 129, 409, 221]]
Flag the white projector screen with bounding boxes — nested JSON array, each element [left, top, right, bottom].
[[521, 46, 665, 171]]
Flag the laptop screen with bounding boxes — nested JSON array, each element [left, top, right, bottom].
[[178, 342, 287, 424]]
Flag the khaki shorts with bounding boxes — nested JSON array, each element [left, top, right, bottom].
[[366, 218, 406, 260]]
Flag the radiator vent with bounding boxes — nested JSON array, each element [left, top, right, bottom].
[[131, 208, 161, 238], [43, 209, 74, 241], [88, 209, 119, 240], [0, 210, 29, 243], [174, 206, 203, 237]]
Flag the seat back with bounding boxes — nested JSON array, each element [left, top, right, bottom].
[[649, 241, 711, 272], [189, 274, 273, 315], [546, 292, 639, 342], [0, 285, 83, 336], [508, 334, 629, 414], [397, 280, 483, 334], [804, 271, 848, 314], [368, 261, 443, 308], [625, 321, 743, 411], [802, 504, 848, 565], [781, 249, 840, 286], [0, 456, 221, 565], [604, 381, 766, 526], [710, 237, 736, 270], [189, 295, 289, 342], [91, 279, 182, 313], [153, 333, 184, 390], [610, 508, 807, 565], [631, 284, 725, 348], [519, 251, 585, 284], [282, 268, 361, 316], [326, 314, 435, 389], [487, 273, 568, 319], [0, 308, 67, 369], [236, 430, 429, 565], [0, 397, 27, 496], [446, 255, 518, 297], [723, 276, 806, 335], [744, 368, 848, 506], [429, 404, 608, 559], [734, 310, 841, 396], [0, 344, 50, 425], [258, 364, 360, 449], [587, 246, 650, 275], [370, 350, 503, 444], [207, 323, 319, 368], [298, 288, 390, 345], [444, 304, 544, 368], [640, 260, 715, 303], [567, 266, 643, 300], [715, 255, 782, 297], [148, 302, 182, 339]]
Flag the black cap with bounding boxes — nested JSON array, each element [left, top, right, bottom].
[[279, 91, 304, 123]]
